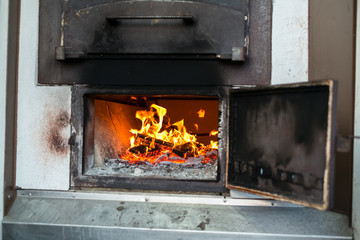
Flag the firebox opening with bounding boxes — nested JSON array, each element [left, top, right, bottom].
[[83, 94, 219, 181]]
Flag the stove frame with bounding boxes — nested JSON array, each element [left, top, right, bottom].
[[71, 86, 229, 192]]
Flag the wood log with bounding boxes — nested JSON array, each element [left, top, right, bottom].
[[129, 144, 162, 155], [173, 142, 196, 158], [129, 145, 149, 155], [136, 133, 173, 147]]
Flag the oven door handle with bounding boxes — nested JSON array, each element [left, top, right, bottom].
[[106, 15, 196, 25]]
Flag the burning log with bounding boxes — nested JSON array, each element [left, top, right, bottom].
[[136, 133, 173, 148], [129, 134, 173, 156], [173, 142, 196, 158], [129, 145, 152, 155], [118, 103, 219, 165]]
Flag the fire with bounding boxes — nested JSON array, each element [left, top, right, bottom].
[[209, 130, 218, 136], [197, 109, 205, 118], [119, 104, 218, 165]]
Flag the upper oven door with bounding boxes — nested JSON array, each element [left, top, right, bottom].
[[226, 80, 337, 210], [58, 0, 248, 61], [39, 0, 275, 86]]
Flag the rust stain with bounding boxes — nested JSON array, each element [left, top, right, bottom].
[[43, 110, 70, 156]]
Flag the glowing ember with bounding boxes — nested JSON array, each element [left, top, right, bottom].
[[197, 109, 205, 118], [209, 130, 218, 136], [119, 104, 218, 165]]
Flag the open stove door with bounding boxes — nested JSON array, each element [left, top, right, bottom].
[[226, 80, 337, 210]]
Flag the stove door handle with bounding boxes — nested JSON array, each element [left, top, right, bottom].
[[106, 15, 196, 25]]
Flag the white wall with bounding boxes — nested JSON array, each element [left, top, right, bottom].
[[0, 0, 9, 238], [15, 0, 72, 190], [353, 1, 360, 239], [272, 0, 309, 84]]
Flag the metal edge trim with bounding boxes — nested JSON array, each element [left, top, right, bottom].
[[16, 190, 301, 207], [1, 221, 353, 239]]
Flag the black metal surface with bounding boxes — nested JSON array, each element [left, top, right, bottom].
[[227, 80, 337, 209], [61, 1, 246, 59], [38, 0, 271, 85], [70, 86, 228, 192]]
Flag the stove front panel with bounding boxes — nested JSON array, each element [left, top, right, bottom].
[[71, 86, 228, 192]]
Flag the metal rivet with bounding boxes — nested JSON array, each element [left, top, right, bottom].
[[145, 198, 149, 202], [8, 195, 11, 199], [72, 194, 76, 198], [244, 16, 248, 21]]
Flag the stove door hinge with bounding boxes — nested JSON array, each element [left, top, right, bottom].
[[336, 134, 360, 153], [215, 47, 247, 61], [55, 46, 86, 60], [68, 132, 77, 147], [232, 47, 247, 61]]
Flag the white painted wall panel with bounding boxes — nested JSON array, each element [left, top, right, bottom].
[[0, 0, 9, 237], [16, 0, 71, 190], [272, 0, 308, 84]]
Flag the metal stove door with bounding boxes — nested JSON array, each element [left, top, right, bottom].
[[226, 80, 337, 210]]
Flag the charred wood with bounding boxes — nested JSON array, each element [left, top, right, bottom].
[[173, 142, 196, 158], [136, 133, 173, 147]]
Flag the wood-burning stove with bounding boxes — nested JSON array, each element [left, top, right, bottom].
[[4, 1, 354, 239], [38, 0, 336, 211]]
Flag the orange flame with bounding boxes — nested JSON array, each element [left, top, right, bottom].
[[120, 104, 218, 165], [209, 130, 218, 136], [197, 109, 205, 118], [130, 104, 199, 148], [130, 104, 167, 140], [209, 140, 218, 149]]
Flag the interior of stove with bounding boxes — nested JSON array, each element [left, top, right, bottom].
[[83, 94, 219, 181]]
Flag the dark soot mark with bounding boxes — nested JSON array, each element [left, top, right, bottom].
[[197, 222, 206, 230], [46, 110, 70, 155], [116, 206, 125, 211]]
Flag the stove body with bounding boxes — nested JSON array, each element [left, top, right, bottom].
[[37, 0, 273, 193], [3, 0, 353, 239]]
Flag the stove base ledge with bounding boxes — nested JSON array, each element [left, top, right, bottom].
[[2, 192, 353, 240]]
